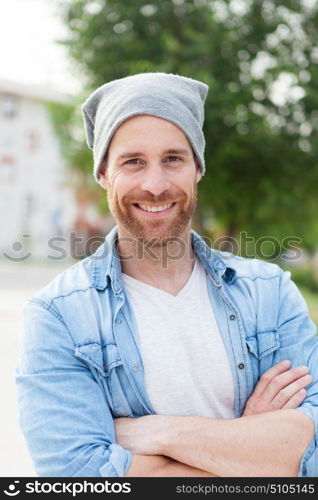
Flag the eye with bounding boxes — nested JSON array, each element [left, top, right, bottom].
[[165, 156, 182, 163], [124, 158, 142, 165]]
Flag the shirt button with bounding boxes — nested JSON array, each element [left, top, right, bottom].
[[229, 314, 236, 321], [131, 365, 139, 373], [238, 363, 245, 370], [115, 318, 122, 324], [103, 365, 109, 373]]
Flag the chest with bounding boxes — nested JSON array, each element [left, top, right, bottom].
[[69, 275, 281, 419], [131, 292, 236, 418]]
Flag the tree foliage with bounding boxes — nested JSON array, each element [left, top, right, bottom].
[[54, 0, 318, 252]]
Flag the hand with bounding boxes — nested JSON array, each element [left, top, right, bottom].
[[114, 414, 167, 455], [242, 360, 312, 416]]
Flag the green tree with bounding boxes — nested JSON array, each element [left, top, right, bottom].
[[54, 0, 318, 254]]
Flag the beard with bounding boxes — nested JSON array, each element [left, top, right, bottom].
[[106, 182, 198, 247]]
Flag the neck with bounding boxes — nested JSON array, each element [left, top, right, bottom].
[[116, 224, 196, 294]]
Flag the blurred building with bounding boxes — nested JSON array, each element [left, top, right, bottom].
[[0, 79, 76, 259]]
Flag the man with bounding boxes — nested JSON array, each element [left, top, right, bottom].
[[16, 73, 317, 477]]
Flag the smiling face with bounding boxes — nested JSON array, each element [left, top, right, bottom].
[[98, 114, 202, 246]]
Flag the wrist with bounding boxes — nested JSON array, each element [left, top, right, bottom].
[[156, 415, 184, 455]]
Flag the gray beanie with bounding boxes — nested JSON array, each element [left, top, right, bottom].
[[81, 72, 209, 182]]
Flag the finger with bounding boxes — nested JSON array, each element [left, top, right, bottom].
[[251, 360, 292, 397], [261, 365, 310, 402], [270, 374, 312, 409], [282, 389, 307, 409]]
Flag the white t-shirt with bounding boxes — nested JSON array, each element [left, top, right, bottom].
[[121, 257, 235, 419]]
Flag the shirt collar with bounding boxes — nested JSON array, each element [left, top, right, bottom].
[[89, 225, 236, 291], [191, 229, 237, 286]]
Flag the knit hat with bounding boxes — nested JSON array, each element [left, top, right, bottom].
[[81, 72, 209, 182]]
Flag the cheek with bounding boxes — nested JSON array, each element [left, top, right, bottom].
[[110, 176, 134, 205], [179, 179, 196, 196]]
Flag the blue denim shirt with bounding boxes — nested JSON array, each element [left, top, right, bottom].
[[16, 225, 318, 477]]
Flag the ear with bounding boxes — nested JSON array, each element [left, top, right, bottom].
[[98, 162, 109, 190], [195, 159, 202, 183]]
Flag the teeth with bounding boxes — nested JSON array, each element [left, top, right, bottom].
[[137, 203, 173, 212]]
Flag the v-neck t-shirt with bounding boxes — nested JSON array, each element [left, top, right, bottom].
[[121, 257, 235, 419]]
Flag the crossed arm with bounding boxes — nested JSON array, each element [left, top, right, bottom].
[[115, 361, 314, 477]]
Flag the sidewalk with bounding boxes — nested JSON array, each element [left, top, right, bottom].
[[0, 259, 74, 476]]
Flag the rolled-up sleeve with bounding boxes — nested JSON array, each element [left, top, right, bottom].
[[296, 405, 318, 477], [100, 443, 132, 477], [277, 270, 318, 477], [16, 300, 132, 477]]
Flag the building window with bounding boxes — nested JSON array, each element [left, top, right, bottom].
[[28, 131, 41, 152], [0, 94, 20, 118], [0, 155, 15, 181]]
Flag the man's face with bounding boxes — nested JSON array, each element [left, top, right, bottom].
[[99, 115, 202, 246]]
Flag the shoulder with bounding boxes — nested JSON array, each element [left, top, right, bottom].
[[29, 257, 96, 312], [216, 251, 283, 283]]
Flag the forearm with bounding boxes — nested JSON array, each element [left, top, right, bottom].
[[126, 454, 218, 477], [158, 410, 314, 477]]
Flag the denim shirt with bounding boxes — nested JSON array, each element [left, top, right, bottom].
[[16, 225, 318, 477]]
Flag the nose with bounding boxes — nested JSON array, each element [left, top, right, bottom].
[[138, 162, 171, 196]]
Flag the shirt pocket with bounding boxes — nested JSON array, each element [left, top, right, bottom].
[[75, 342, 134, 417], [245, 329, 280, 383]]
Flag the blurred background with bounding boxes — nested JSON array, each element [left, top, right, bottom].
[[1, 0, 318, 476]]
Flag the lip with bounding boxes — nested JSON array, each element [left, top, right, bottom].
[[132, 202, 176, 218]]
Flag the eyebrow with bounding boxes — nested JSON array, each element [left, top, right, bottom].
[[116, 148, 191, 161]]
